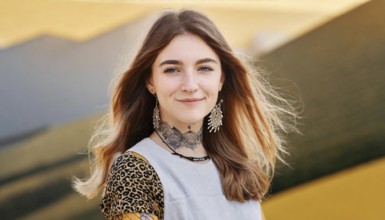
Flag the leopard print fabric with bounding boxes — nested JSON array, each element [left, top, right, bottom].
[[100, 152, 164, 219]]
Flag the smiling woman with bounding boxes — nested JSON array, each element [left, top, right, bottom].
[[149, 34, 224, 132], [73, 9, 297, 220]]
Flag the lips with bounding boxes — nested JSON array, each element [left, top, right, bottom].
[[178, 98, 205, 103]]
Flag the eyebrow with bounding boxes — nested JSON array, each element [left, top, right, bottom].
[[159, 58, 217, 67]]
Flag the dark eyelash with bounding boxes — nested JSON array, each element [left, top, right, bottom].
[[164, 68, 179, 73], [199, 66, 213, 71]]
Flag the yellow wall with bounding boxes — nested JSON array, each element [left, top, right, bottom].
[[263, 157, 385, 220]]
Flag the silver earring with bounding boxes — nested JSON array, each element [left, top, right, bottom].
[[208, 99, 223, 133], [153, 97, 160, 130]]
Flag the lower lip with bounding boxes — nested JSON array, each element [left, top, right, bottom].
[[178, 99, 204, 104]]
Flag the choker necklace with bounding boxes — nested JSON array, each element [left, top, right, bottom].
[[155, 130, 210, 162]]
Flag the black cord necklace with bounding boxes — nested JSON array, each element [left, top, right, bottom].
[[155, 130, 210, 162]]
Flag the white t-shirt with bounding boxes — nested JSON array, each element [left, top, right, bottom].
[[130, 138, 263, 220]]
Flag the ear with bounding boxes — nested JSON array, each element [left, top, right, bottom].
[[146, 78, 155, 95]]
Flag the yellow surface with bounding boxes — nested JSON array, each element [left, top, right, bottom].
[[0, 0, 368, 48], [263, 157, 385, 220], [0, 0, 155, 47]]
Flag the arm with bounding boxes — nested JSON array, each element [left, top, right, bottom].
[[101, 152, 164, 219]]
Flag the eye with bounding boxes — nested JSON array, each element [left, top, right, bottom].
[[163, 67, 180, 73], [198, 66, 213, 72]]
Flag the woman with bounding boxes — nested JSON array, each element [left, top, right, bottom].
[[74, 9, 297, 220]]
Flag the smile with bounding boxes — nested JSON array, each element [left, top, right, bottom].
[[177, 98, 205, 103]]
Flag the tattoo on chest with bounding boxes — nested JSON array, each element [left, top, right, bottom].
[[157, 122, 203, 150]]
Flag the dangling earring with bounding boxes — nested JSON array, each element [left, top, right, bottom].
[[208, 99, 223, 133], [153, 96, 160, 130]]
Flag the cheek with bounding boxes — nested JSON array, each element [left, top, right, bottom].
[[153, 77, 179, 95], [201, 83, 220, 108], [203, 76, 223, 93]]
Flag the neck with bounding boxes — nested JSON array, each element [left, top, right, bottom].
[[156, 121, 203, 150], [164, 120, 203, 133]]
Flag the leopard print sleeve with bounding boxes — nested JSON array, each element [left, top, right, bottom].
[[100, 152, 164, 219]]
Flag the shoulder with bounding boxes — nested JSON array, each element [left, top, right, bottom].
[[109, 151, 152, 179], [100, 151, 164, 219]]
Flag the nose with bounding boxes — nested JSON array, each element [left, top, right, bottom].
[[181, 71, 199, 92]]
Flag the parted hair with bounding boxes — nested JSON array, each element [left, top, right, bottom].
[[73, 9, 297, 201]]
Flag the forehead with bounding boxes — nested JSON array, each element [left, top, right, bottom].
[[154, 34, 220, 64]]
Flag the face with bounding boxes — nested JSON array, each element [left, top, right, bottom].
[[147, 34, 224, 131]]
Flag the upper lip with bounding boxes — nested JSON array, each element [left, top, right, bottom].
[[178, 98, 204, 102]]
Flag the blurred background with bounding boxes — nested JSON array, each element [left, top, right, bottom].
[[0, 0, 384, 219]]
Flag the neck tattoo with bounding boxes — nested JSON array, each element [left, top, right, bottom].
[[157, 121, 203, 150], [155, 130, 210, 162]]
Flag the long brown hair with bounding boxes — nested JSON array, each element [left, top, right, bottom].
[[74, 9, 297, 201]]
